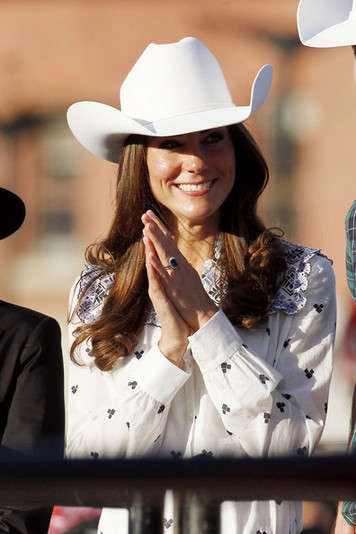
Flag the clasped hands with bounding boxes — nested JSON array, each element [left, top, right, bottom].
[[142, 210, 218, 367]]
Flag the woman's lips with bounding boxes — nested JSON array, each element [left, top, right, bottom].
[[174, 179, 216, 195]]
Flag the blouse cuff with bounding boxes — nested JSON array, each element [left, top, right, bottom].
[[189, 310, 282, 384], [189, 310, 243, 370], [134, 343, 191, 404]]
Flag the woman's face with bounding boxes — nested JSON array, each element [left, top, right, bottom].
[[146, 127, 235, 228]]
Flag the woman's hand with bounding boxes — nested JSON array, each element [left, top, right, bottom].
[[142, 210, 218, 333], [143, 232, 190, 368]]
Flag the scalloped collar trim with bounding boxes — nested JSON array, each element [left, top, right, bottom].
[[76, 241, 328, 325], [77, 266, 115, 324], [269, 241, 322, 316]]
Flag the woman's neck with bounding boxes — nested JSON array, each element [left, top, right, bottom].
[[173, 220, 218, 275]]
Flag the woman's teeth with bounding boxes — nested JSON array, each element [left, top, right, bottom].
[[177, 181, 213, 191]]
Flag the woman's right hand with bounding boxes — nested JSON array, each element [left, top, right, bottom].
[[143, 234, 190, 368]]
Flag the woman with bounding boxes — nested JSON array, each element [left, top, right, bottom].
[[66, 37, 336, 534]]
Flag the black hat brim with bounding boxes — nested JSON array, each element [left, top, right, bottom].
[[0, 188, 25, 240]]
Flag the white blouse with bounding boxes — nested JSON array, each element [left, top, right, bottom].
[[66, 241, 336, 534]]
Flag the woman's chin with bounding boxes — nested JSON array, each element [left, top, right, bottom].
[[173, 206, 220, 227]]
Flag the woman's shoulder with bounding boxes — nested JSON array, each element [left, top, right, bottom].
[[269, 240, 334, 316], [70, 264, 115, 324], [280, 240, 333, 275]]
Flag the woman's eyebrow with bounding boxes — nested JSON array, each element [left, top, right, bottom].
[[199, 128, 221, 134]]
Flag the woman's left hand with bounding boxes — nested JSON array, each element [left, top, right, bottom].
[[142, 210, 218, 332]]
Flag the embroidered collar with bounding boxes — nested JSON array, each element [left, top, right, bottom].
[[77, 266, 115, 324], [269, 241, 323, 315], [76, 240, 329, 325]]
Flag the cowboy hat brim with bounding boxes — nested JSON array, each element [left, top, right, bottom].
[[67, 64, 273, 164], [298, 0, 356, 47], [0, 188, 25, 240]]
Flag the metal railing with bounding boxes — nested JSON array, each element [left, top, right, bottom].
[[0, 454, 355, 533]]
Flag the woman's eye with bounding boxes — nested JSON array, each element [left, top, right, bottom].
[[158, 139, 180, 150], [204, 131, 224, 144]]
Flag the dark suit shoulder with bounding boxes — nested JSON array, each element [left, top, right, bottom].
[[0, 300, 60, 334]]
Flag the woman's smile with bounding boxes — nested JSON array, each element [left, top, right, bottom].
[[174, 178, 217, 194]]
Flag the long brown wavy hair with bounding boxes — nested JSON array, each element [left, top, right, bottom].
[[70, 123, 286, 371]]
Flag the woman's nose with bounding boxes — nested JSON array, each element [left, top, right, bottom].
[[182, 152, 208, 174]]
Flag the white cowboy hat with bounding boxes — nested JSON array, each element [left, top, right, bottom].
[[67, 37, 273, 163], [297, 0, 356, 48]]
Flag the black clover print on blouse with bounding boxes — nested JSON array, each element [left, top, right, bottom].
[[221, 362, 231, 374], [297, 446, 307, 457], [313, 303, 324, 313], [222, 403, 230, 415], [259, 374, 270, 385], [163, 518, 174, 529], [304, 368, 314, 379], [283, 338, 291, 349], [276, 402, 285, 413]]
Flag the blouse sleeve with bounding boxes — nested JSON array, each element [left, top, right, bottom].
[[66, 277, 190, 460], [189, 254, 336, 458]]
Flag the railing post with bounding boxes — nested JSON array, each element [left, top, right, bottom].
[[128, 493, 162, 534], [179, 492, 220, 534]]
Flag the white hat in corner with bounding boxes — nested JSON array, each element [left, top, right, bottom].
[[297, 0, 356, 48], [67, 37, 273, 163]]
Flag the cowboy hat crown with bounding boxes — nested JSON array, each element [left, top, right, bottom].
[[298, 0, 356, 48], [67, 37, 273, 163], [120, 37, 233, 122]]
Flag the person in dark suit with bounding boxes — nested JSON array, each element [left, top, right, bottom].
[[0, 187, 65, 533]]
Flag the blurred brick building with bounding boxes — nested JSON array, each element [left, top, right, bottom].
[[0, 0, 354, 450]]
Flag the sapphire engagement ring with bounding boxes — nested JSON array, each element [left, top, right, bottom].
[[166, 256, 178, 270]]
